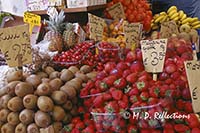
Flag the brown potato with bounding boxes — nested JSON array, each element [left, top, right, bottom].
[[6, 81, 21, 96], [68, 66, 79, 74], [86, 71, 98, 80], [7, 112, 20, 126], [15, 82, 34, 97], [75, 72, 88, 82], [63, 100, 73, 111], [52, 122, 62, 133], [49, 71, 60, 79], [70, 105, 78, 116], [65, 79, 82, 92], [36, 72, 48, 79], [44, 66, 55, 75], [62, 113, 72, 124]]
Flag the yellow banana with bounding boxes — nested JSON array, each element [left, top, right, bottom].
[[178, 10, 184, 18], [181, 18, 191, 24], [153, 14, 160, 20], [180, 14, 187, 21], [187, 17, 193, 23], [151, 24, 159, 30], [154, 15, 166, 23], [170, 12, 179, 20], [160, 16, 168, 23], [167, 6, 177, 14], [192, 24, 200, 29], [172, 16, 179, 22], [159, 12, 167, 16], [168, 10, 178, 17], [190, 17, 199, 23], [191, 21, 200, 26]]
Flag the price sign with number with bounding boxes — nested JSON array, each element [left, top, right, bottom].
[[0, 25, 32, 67], [160, 20, 179, 38], [184, 60, 200, 113], [48, 0, 62, 6], [141, 39, 167, 73], [107, 2, 126, 20], [123, 21, 142, 49], [23, 12, 41, 34], [88, 13, 105, 41]]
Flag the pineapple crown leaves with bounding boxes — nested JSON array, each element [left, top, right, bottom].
[[65, 23, 75, 31], [45, 10, 66, 34]]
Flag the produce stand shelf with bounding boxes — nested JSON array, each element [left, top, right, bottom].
[[31, 4, 107, 15]]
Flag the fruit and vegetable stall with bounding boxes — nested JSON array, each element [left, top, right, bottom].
[[0, 0, 200, 133]]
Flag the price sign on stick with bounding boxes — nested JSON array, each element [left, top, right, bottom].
[[107, 2, 126, 20], [184, 60, 200, 113], [0, 25, 32, 67], [160, 20, 179, 38], [141, 39, 167, 73], [88, 13, 105, 41], [23, 12, 41, 35], [123, 21, 142, 50]]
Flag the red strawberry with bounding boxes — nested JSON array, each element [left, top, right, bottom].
[[174, 124, 190, 132], [103, 75, 117, 87], [118, 100, 128, 109], [149, 86, 160, 98], [176, 99, 185, 110], [71, 128, 80, 133], [96, 71, 108, 80], [104, 101, 119, 113], [114, 78, 127, 89], [104, 62, 116, 73], [122, 95, 129, 104], [93, 95, 104, 108], [192, 128, 200, 133], [126, 50, 137, 62], [64, 123, 74, 133], [75, 122, 85, 130], [122, 69, 132, 78], [182, 87, 191, 100], [138, 120, 148, 128], [186, 113, 200, 128], [80, 88, 89, 97], [130, 60, 144, 73], [83, 119, 94, 126], [163, 122, 173, 129], [148, 97, 159, 105], [102, 93, 112, 101], [110, 68, 123, 78], [128, 87, 139, 96], [126, 73, 138, 83], [136, 80, 148, 92], [98, 81, 108, 91], [111, 90, 123, 100], [138, 71, 152, 81], [116, 61, 129, 71], [82, 126, 95, 133], [140, 91, 149, 101], [184, 101, 193, 113], [71, 117, 81, 124], [127, 125, 137, 133], [130, 95, 141, 104]]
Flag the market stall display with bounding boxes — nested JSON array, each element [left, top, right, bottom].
[[0, 0, 200, 133]]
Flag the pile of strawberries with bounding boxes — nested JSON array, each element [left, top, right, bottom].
[[64, 37, 200, 132]]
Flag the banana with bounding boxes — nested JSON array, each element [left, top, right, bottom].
[[180, 14, 187, 21], [190, 17, 199, 23], [181, 18, 191, 24], [153, 14, 160, 20], [160, 16, 168, 23], [151, 24, 159, 30], [187, 17, 193, 23], [167, 6, 177, 14], [191, 21, 200, 26], [168, 10, 178, 17], [178, 10, 184, 18], [154, 15, 166, 23], [170, 12, 179, 20], [159, 12, 167, 16], [172, 16, 179, 22], [192, 24, 200, 29]]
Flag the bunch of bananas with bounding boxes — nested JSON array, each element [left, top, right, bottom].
[[151, 6, 200, 30]]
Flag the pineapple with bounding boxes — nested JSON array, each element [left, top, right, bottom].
[[62, 23, 77, 49], [44, 10, 66, 52]]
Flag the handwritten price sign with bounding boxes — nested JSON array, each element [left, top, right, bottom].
[[0, 25, 32, 67], [184, 61, 200, 113], [107, 2, 126, 20], [123, 21, 142, 49], [88, 13, 105, 41], [160, 20, 179, 38], [141, 39, 167, 73]]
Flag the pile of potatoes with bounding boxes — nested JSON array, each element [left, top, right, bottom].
[[0, 65, 97, 133]]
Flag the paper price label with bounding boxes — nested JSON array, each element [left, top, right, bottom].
[[107, 2, 126, 20], [184, 60, 200, 113], [141, 39, 167, 73], [25, 0, 48, 11], [160, 20, 179, 38], [0, 25, 32, 67], [88, 13, 105, 41], [48, 0, 62, 6], [123, 21, 142, 49], [24, 12, 41, 26]]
